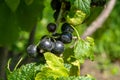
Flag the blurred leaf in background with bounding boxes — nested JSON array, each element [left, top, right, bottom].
[[0, 0, 44, 46]]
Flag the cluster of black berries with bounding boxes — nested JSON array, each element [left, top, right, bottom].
[[51, 0, 71, 21], [27, 23, 74, 58], [91, 0, 106, 7]]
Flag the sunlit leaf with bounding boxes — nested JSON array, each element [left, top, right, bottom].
[[7, 63, 43, 80], [66, 10, 86, 25], [35, 52, 69, 80], [74, 37, 94, 63]]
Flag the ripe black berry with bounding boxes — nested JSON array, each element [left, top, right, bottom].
[[61, 23, 74, 33], [47, 23, 57, 32], [39, 38, 54, 51], [60, 32, 72, 44], [51, 0, 61, 10], [51, 41, 64, 54], [27, 44, 38, 57], [64, 1, 71, 11]]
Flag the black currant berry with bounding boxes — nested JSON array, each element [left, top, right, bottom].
[[61, 23, 74, 33], [60, 32, 72, 44], [39, 38, 54, 51], [47, 23, 57, 32], [51, 41, 64, 54], [51, 0, 61, 10], [64, 1, 71, 11], [27, 44, 38, 57]]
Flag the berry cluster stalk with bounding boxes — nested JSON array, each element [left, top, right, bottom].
[[56, 2, 65, 26]]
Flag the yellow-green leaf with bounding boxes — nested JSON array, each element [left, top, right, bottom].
[[35, 52, 69, 80], [66, 10, 86, 25]]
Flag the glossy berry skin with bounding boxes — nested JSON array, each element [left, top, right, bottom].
[[27, 44, 37, 57], [47, 23, 57, 32], [60, 32, 72, 44], [52, 41, 64, 54], [39, 38, 54, 51], [61, 23, 74, 33]]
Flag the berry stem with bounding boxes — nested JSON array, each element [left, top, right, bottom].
[[71, 25, 81, 40], [7, 59, 12, 72], [36, 41, 40, 46], [56, 2, 65, 26], [14, 57, 23, 71]]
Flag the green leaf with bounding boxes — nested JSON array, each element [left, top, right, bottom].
[[63, 49, 81, 76], [0, 0, 44, 45], [63, 48, 74, 63], [69, 61, 80, 76], [70, 0, 91, 15], [17, 0, 44, 31], [35, 52, 69, 80], [5, 0, 20, 12], [74, 37, 95, 63], [0, 3, 20, 46], [41, 75, 96, 80], [24, 0, 34, 5], [66, 0, 91, 25], [44, 52, 64, 68], [57, 75, 96, 80], [7, 63, 43, 80], [66, 10, 86, 25]]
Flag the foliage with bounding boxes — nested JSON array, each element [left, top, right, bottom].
[[7, 51, 95, 80], [0, 0, 44, 46], [74, 37, 94, 63], [39, 75, 95, 80], [72, 0, 120, 61], [5, 0, 97, 80], [35, 52, 69, 80], [7, 63, 43, 80], [66, 0, 91, 25]]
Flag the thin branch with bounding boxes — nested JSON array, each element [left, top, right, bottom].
[[81, 0, 116, 39], [14, 57, 23, 71], [28, 25, 37, 45], [0, 47, 8, 79], [56, 2, 65, 26]]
